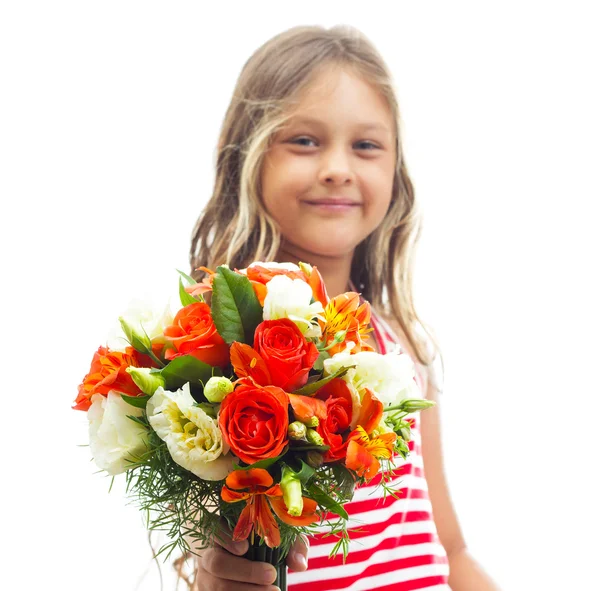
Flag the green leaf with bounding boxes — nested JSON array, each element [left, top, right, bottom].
[[307, 482, 349, 520], [121, 393, 151, 409], [211, 266, 263, 344], [238, 450, 288, 471], [293, 366, 354, 396], [179, 277, 202, 307], [292, 460, 316, 485], [176, 268, 197, 286], [159, 355, 214, 390]]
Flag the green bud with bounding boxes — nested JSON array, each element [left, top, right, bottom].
[[280, 466, 303, 517], [399, 426, 412, 442], [398, 398, 436, 413], [204, 376, 234, 403], [126, 367, 165, 395], [306, 429, 324, 446], [305, 450, 324, 468], [334, 330, 347, 343], [119, 317, 152, 354], [288, 421, 307, 440]]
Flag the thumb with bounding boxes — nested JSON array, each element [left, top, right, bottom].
[[286, 534, 309, 572]]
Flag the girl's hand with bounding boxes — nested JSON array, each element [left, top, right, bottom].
[[193, 522, 309, 590]]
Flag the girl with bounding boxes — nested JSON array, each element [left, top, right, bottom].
[[183, 25, 500, 591]]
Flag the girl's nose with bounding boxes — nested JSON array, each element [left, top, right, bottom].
[[318, 147, 355, 186]]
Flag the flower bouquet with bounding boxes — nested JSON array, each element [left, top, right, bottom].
[[73, 261, 434, 589]]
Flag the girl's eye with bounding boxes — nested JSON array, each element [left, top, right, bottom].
[[290, 136, 318, 147], [354, 141, 379, 151]]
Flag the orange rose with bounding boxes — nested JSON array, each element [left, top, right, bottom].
[[218, 379, 289, 465], [163, 302, 229, 367], [73, 346, 148, 411], [253, 319, 319, 392]]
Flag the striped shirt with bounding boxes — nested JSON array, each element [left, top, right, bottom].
[[288, 312, 450, 590]]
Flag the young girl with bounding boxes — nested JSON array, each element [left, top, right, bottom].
[[183, 25, 500, 591]]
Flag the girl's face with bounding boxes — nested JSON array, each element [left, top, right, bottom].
[[261, 67, 396, 261]]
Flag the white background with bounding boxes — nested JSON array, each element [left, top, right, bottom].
[[1, 2, 599, 590]]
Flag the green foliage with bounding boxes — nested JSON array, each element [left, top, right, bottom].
[[177, 269, 204, 306], [158, 355, 214, 391], [293, 365, 354, 396], [120, 393, 151, 409], [211, 266, 263, 344], [123, 414, 224, 560]]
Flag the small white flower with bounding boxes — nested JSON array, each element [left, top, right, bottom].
[[263, 275, 324, 338], [107, 297, 178, 352], [88, 392, 149, 475], [147, 384, 234, 480], [324, 350, 419, 406]]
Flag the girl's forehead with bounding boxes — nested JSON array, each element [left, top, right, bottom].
[[284, 67, 395, 132]]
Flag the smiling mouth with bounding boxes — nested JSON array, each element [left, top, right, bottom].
[[302, 198, 361, 207]]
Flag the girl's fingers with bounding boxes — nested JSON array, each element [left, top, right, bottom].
[[286, 534, 309, 572], [184, 517, 248, 556], [211, 519, 249, 556], [200, 546, 278, 588]]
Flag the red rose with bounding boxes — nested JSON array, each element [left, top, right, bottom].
[[315, 378, 354, 462], [219, 379, 289, 465], [253, 319, 319, 392], [163, 302, 229, 367]]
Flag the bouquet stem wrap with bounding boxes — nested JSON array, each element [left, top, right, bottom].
[[244, 536, 287, 590]]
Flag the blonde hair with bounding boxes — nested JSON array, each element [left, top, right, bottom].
[[190, 24, 442, 377]]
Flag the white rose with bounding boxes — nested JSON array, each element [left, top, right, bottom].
[[106, 297, 178, 352], [147, 384, 234, 480], [263, 275, 324, 338], [88, 392, 149, 475], [324, 350, 419, 406]]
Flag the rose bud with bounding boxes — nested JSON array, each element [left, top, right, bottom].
[[305, 450, 324, 468], [306, 429, 324, 446], [126, 367, 165, 396], [288, 421, 307, 440], [204, 376, 234, 403]]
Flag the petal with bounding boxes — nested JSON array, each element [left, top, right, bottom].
[[225, 468, 274, 491], [366, 432, 397, 459], [355, 388, 383, 435], [288, 394, 327, 422], [255, 495, 281, 548], [221, 486, 251, 503], [269, 496, 320, 526], [230, 342, 271, 385], [346, 438, 380, 480], [251, 281, 268, 306], [306, 265, 329, 308], [232, 501, 254, 542]]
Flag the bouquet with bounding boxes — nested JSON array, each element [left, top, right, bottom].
[[73, 261, 434, 589]]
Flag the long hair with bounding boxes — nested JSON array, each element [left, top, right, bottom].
[[190, 24, 442, 377]]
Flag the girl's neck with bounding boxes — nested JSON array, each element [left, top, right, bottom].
[[276, 242, 353, 298]]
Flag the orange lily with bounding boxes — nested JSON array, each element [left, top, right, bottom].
[[288, 394, 327, 425], [345, 425, 397, 481], [185, 266, 215, 298], [221, 468, 319, 548], [299, 262, 329, 308], [322, 292, 373, 354], [354, 388, 384, 434], [229, 342, 271, 385]]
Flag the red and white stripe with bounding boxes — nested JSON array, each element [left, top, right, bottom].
[[287, 312, 450, 590]]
